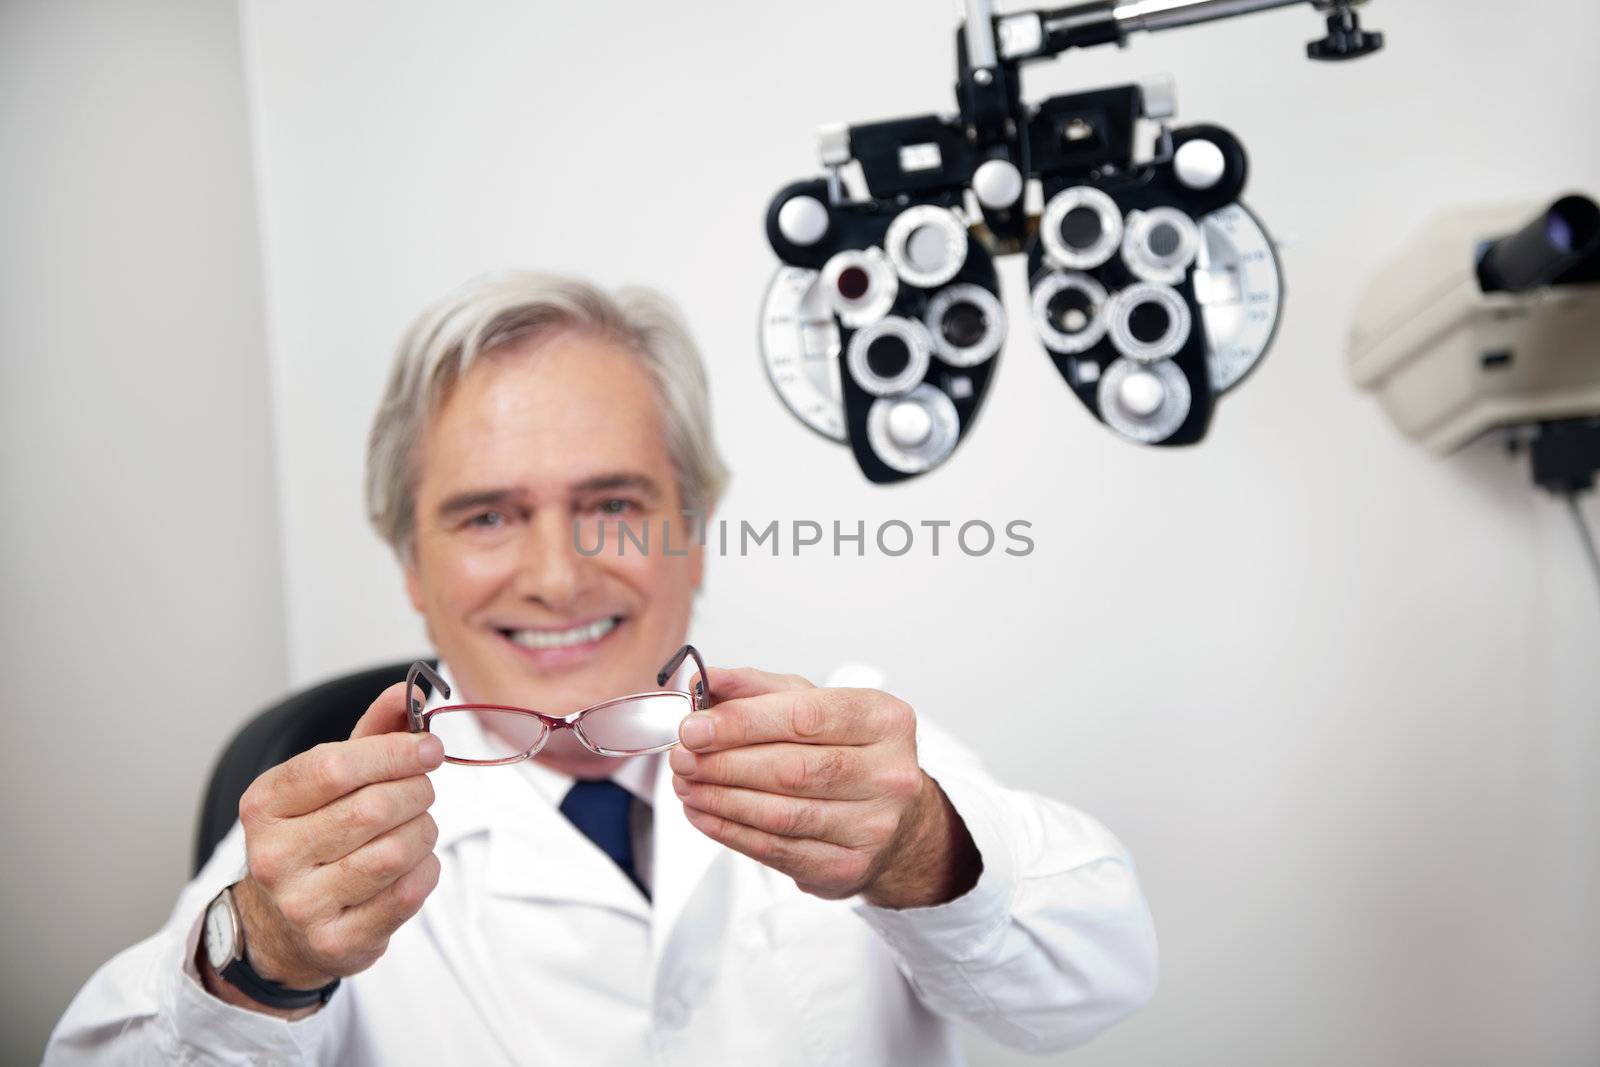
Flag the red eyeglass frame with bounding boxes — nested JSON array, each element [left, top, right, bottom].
[[405, 644, 710, 766]]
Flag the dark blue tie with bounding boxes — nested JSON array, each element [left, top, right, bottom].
[[559, 779, 648, 901]]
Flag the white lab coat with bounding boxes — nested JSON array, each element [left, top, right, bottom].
[[46, 665, 1157, 1066]]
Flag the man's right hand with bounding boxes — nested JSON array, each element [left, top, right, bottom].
[[205, 681, 445, 1012]]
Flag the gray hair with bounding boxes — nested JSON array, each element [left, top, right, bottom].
[[365, 270, 730, 557]]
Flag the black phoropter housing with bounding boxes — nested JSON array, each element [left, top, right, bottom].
[[764, 0, 1383, 483], [763, 74, 1249, 480]]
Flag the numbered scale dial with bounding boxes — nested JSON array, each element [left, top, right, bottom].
[[760, 264, 846, 442], [1196, 202, 1283, 394]]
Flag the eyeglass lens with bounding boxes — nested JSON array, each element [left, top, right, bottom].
[[428, 707, 549, 763], [576, 693, 693, 755]]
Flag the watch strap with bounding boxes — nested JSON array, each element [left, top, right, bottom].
[[212, 885, 339, 1010], [221, 953, 340, 1010]]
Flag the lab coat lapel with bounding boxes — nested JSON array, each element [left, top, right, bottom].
[[433, 742, 784, 978], [648, 750, 730, 961], [479, 762, 652, 920]]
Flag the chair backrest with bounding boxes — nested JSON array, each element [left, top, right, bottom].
[[193, 660, 417, 875]]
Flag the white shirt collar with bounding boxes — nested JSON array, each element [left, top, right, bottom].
[[508, 735, 659, 807]]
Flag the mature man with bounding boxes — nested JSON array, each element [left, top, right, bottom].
[[48, 273, 1157, 1064]]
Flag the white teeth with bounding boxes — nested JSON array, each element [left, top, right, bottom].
[[509, 617, 617, 650]]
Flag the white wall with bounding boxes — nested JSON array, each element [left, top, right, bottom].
[[0, 1, 287, 1060]]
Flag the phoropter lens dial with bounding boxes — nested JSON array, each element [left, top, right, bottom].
[[821, 248, 899, 328], [1040, 186, 1123, 270], [846, 315, 934, 397], [885, 205, 970, 289], [1106, 281, 1192, 364], [1032, 271, 1111, 355], [866, 384, 961, 474], [1121, 206, 1201, 285], [925, 283, 1005, 367], [1097, 357, 1192, 444]]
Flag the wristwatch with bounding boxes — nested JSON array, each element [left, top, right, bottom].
[[203, 883, 340, 1010]]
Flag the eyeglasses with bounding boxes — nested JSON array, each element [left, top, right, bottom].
[[405, 645, 710, 766]]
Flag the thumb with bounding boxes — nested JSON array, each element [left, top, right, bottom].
[[349, 680, 413, 740]]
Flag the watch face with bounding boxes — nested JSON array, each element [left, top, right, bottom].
[[203, 896, 234, 968]]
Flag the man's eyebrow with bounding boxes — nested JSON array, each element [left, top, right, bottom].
[[573, 472, 663, 498], [434, 476, 662, 517], [436, 489, 523, 518]]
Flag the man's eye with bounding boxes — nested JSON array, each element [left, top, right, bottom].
[[594, 498, 637, 517], [467, 511, 506, 528]]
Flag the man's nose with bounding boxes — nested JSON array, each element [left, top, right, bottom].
[[511, 510, 590, 609]]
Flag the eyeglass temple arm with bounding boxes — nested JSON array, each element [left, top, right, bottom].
[[656, 644, 710, 709], [406, 661, 450, 731]]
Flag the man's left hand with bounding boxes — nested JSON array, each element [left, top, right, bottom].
[[669, 667, 981, 908]]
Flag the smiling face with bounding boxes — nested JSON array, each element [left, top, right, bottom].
[[404, 329, 704, 777]]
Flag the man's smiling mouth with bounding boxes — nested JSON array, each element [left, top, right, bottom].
[[499, 616, 622, 651]]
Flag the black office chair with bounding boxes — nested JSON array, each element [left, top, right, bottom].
[[193, 660, 417, 875]]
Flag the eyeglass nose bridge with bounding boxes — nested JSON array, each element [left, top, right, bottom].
[[494, 703, 633, 760], [534, 706, 588, 753], [495, 705, 589, 760]]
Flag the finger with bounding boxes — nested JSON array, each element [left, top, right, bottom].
[[672, 777, 881, 848], [333, 851, 442, 956], [679, 687, 910, 754], [315, 811, 439, 908], [350, 681, 412, 739], [669, 742, 876, 800], [251, 732, 445, 819], [301, 774, 437, 865], [701, 667, 813, 703], [680, 804, 869, 899]]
